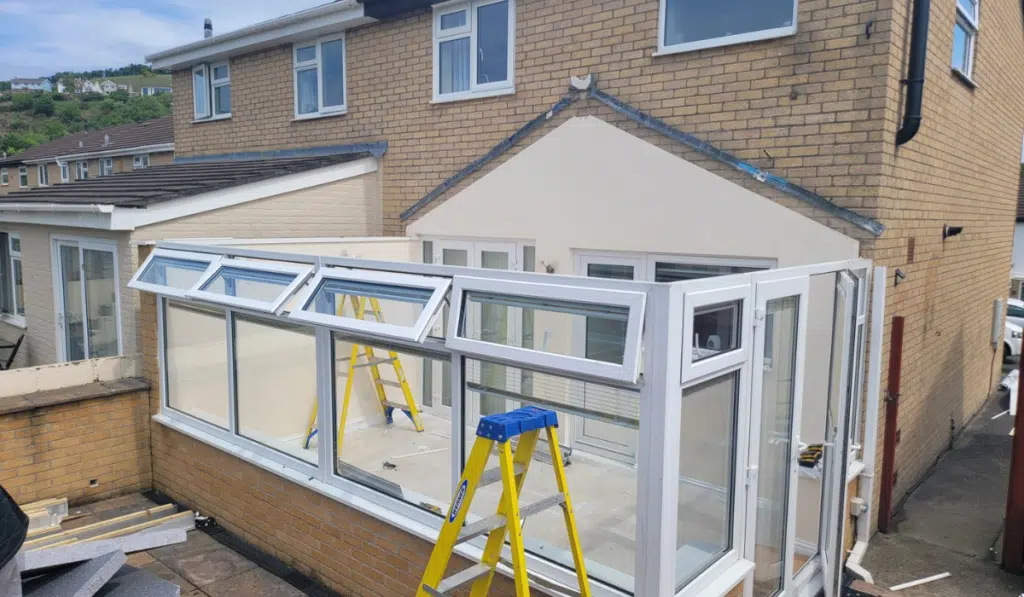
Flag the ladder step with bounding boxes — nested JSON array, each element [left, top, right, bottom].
[[431, 562, 493, 594], [478, 463, 527, 488], [382, 400, 412, 410], [354, 357, 396, 369], [337, 353, 369, 362], [375, 379, 402, 388], [454, 493, 565, 546]]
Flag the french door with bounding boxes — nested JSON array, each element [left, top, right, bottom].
[[54, 238, 122, 362]]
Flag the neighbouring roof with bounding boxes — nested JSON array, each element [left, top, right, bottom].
[[0, 117, 174, 166], [9, 78, 48, 85], [0, 154, 368, 208]]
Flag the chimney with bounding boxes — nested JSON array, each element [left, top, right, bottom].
[[204, 18, 213, 39], [78, 140, 84, 148], [103, 134, 110, 146]]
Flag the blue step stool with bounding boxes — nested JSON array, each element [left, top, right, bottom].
[[475, 406, 559, 443]]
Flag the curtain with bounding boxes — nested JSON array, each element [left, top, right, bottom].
[[439, 37, 470, 94]]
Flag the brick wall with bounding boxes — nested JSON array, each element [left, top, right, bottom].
[[0, 381, 152, 505]]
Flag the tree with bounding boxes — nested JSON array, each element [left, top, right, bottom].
[[7, 118, 26, 132], [107, 89, 130, 103], [60, 75, 75, 94], [57, 102, 82, 124], [42, 121, 68, 141], [32, 93, 55, 116], [11, 93, 33, 111], [0, 82, 9, 92], [123, 96, 165, 123]]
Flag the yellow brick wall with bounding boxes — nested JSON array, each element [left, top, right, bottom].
[[0, 389, 152, 505]]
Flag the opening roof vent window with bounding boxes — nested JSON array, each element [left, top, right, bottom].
[[129, 249, 221, 299], [188, 258, 314, 314]]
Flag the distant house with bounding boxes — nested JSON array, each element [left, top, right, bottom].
[[74, 79, 102, 94], [9, 78, 52, 93], [99, 80, 118, 94], [140, 86, 172, 96]]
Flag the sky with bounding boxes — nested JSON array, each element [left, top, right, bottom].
[[0, 0, 327, 80]]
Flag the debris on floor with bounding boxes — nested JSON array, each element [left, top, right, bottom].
[[889, 571, 952, 592], [14, 496, 196, 597]]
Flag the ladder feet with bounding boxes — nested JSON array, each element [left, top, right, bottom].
[[384, 406, 395, 425]]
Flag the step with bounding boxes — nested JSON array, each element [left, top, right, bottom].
[[354, 357, 396, 369], [382, 400, 413, 411], [424, 562, 493, 596], [375, 379, 402, 388], [455, 494, 566, 545], [478, 463, 527, 488]]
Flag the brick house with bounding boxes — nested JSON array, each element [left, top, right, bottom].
[[132, 1, 1024, 596]]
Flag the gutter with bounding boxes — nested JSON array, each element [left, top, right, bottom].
[[24, 143, 176, 165], [0, 203, 114, 214]]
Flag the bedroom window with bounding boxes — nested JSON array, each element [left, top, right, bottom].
[[953, 0, 979, 79], [293, 35, 347, 119], [658, 0, 798, 55], [433, 0, 514, 102]]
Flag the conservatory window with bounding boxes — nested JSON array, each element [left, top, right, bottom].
[[189, 258, 313, 314], [164, 301, 230, 429], [129, 249, 220, 298]]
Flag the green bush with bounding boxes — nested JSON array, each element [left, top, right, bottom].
[[32, 94, 55, 116], [11, 93, 33, 111], [57, 102, 82, 124]]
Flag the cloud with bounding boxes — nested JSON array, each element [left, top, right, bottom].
[[0, 0, 327, 80]]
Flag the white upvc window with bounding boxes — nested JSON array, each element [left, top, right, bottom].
[[59, 162, 69, 183], [75, 161, 88, 180], [100, 158, 114, 177], [0, 232, 24, 321], [293, 34, 347, 119], [211, 62, 231, 117], [129, 249, 222, 299], [18, 167, 28, 188], [37, 164, 48, 187], [657, 0, 798, 55], [133, 154, 150, 170], [0, 168, 7, 186], [192, 64, 210, 119], [188, 258, 314, 314], [953, 0, 979, 79], [432, 0, 515, 103]]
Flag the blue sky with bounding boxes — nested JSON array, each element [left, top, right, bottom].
[[0, 0, 326, 80]]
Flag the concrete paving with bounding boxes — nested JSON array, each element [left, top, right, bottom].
[[861, 361, 1024, 597]]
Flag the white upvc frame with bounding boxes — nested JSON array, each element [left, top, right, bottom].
[[133, 154, 150, 170], [17, 166, 27, 188], [1, 231, 24, 324], [187, 258, 313, 314], [953, 0, 979, 79], [75, 161, 88, 180], [210, 61, 231, 117], [59, 162, 69, 183], [51, 235, 124, 362], [36, 164, 48, 187], [0, 168, 8, 186], [129, 248, 223, 299], [100, 157, 114, 176], [447, 276, 647, 383], [292, 33, 348, 120], [656, 0, 799, 56], [680, 278, 753, 384], [192, 64, 211, 120], [288, 268, 451, 343], [431, 0, 516, 103]]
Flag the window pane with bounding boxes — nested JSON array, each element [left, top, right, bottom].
[[139, 256, 210, 289], [464, 359, 638, 592], [202, 267, 296, 302], [693, 301, 742, 361], [656, 261, 762, 282], [439, 37, 470, 94], [753, 295, 801, 597], [585, 263, 634, 364], [664, 0, 795, 47], [214, 84, 231, 115], [333, 334, 451, 513], [212, 65, 229, 80], [296, 68, 318, 114], [83, 249, 119, 358], [952, 22, 971, 72], [321, 39, 345, 108], [59, 246, 85, 362], [440, 10, 467, 29], [10, 237, 20, 253], [12, 259, 23, 316], [306, 277, 433, 328], [677, 372, 738, 588], [295, 45, 316, 62], [235, 315, 317, 464], [193, 69, 208, 115], [165, 301, 229, 428], [957, 0, 977, 18], [476, 0, 510, 85]]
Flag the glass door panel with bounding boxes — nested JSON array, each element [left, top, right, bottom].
[[83, 249, 119, 358], [58, 244, 86, 362], [56, 240, 120, 362], [424, 243, 470, 416], [478, 249, 512, 417]]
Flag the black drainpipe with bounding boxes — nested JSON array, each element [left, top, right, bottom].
[[896, 0, 931, 146]]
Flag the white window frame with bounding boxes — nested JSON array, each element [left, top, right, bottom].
[[18, 166, 28, 188], [1, 232, 24, 324], [133, 154, 150, 170], [210, 61, 231, 117], [51, 235, 124, 362], [432, 0, 516, 103], [187, 258, 314, 314], [679, 277, 753, 384], [288, 268, 451, 343], [100, 158, 114, 177], [0, 168, 7, 186], [192, 64, 211, 120], [59, 162, 69, 183], [75, 161, 88, 180], [656, 0, 799, 56], [953, 0, 979, 79], [447, 276, 647, 383], [129, 248, 223, 299], [36, 165, 48, 187], [292, 34, 348, 120]]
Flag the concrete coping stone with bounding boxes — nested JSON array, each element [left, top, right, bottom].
[[0, 378, 150, 416]]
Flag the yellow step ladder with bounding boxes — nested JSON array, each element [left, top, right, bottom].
[[304, 295, 425, 452], [417, 406, 591, 597]]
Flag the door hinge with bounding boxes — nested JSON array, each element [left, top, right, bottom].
[[753, 307, 766, 326], [745, 465, 759, 487]]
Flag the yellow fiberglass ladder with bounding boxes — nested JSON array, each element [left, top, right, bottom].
[[303, 295, 424, 452], [417, 406, 591, 597]]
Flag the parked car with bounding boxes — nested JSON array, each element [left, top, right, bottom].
[[1009, 298, 1024, 328], [1007, 320, 1023, 362]]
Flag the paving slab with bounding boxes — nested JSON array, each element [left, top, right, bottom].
[[148, 531, 222, 562], [162, 547, 257, 587], [19, 529, 187, 572], [201, 567, 307, 597], [22, 550, 127, 597], [139, 561, 196, 593], [93, 565, 181, 597]]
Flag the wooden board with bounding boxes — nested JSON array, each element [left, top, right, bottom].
[[23, 504, 176, 550]]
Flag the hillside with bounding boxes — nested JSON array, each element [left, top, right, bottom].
[[0, 89, 172, 156]]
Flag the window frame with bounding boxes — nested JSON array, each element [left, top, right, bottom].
[[0, 232, 24, 323], [75, 161, 88, 180], [953, 0, 979, 80], [36, 164, 48, 187], [133, 154, 150, 170], [18, 166, 28, 188], [210, 61, 231, 117], [432, 0, 516, 103], [192, 64, 211, 120], [656, 0, 800, 56], [128, 248, 223, 299], [187, 257, 315, 314], [288, 268, 452, 343], [292, 34, 348, 120], [447, 276, 647, 383], [680, 280, 752, 384], [59, 162, 69, 183], [0, 168, 7, 186], [100, 158, 114, 177]]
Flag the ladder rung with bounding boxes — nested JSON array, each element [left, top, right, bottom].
[[382, 400, 412, 410], [337, 353, 369, 362], [354, 357, 396, 369], [478, 463, 527, 488], [375, 379, 402, 388], [454, 494, 565, 546], [432, 562, 493, 594]]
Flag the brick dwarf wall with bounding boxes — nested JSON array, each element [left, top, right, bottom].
[[0, 382, 152, 505]]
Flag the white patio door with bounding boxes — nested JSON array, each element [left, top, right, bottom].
[[54, 238, 122, 362], [748, 275, 809, 597]]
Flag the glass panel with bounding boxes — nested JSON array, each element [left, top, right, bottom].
[[212, 65, 229, 80], [440, 10, 467, 29], [957, 0, 977, 18], [664, 0, 794, 47], [464, 359, 638, 592], [656, 261, 763, 282], [201, 267, 295, 302], [214, 84, 231, 115], [753, 295, 801, 597], [585, 263, 634, 365], [295, 45, 316, 63], [10, 236, 20, 253], [83, 249, 118, 358], [476, 0, 509, 85], [522, 247, 536, 394], [439, 37, 471, 94], [138, 256, 210, 289], [306, 277, 433, 329], [693, 301, 742, 361], [321, 39, 345, 108], [193, 68, 208, 115], [333, 333, 451, 513], [296, 67, 318, 114], [677, 372, 738, 589], [437, 248, 469, 405], [235, 315, 317, 464], [952, 22, 971, 73], [479, 251, 510, 416], [12, 259, 23, 316], [165, 301, 229, 428], [59, 245, 85, 362], [442, 248, 468, 267]]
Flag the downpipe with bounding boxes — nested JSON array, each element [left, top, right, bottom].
[[896, 0, 931, 146]]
